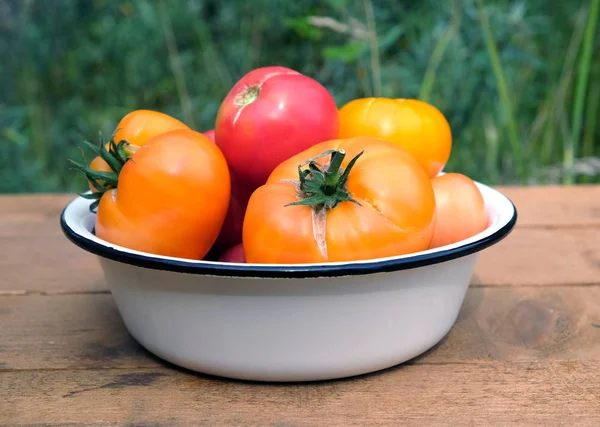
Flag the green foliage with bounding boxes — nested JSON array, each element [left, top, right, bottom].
[[0, 0, 598, 193]]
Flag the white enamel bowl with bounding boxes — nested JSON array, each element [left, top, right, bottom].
[[61, 182, 516, 382]]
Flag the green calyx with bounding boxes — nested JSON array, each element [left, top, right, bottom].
[[286, 149, 364, 210], [69, 137, 136, 212]]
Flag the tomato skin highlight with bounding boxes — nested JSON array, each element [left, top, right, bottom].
[[429, 173, 488, 249], [215, 66, 339, 188], [243, 136, 436, 264], [95, 129, 231, 260], [338, 98, 452, 178]]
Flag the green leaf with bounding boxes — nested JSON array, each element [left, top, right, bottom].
[[323, 40, 368, 62], [283, 17, 323, 41]]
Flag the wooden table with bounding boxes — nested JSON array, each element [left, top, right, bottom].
[[1, 186, 599, 426]]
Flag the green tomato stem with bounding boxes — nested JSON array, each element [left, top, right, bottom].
[[286, 149, 364, 210], [69, 137, 135, 212]]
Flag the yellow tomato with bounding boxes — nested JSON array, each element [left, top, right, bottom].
[[338, 98, 452, 178]]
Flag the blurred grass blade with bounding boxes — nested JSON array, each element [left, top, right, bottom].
[[582, 81, 599, 157], [157, 0, 196, 129], [419, 0, 462, 103], [475, 0, 526, 183], [526, 6, 587, 161], [364, 0, 382, 97], [565, 0, 599, 184], [581, 69, 600, 183]]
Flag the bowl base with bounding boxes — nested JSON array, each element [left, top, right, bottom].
[[125, 323, 453, 383]]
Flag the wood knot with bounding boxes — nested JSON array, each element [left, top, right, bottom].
[[499, 298, 573, 352]]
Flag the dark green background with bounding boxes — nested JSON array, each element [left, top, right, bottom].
[[1, 0, 598, 193]]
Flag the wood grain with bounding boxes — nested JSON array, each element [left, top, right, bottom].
[[473, 227, 600, 286], [2, 287, 599, 371], [2, 362, 599, 426], [498, 185, 600, 227], [0, 195, 104, 293], [0, 234, 105, 294], [0, 295, 155, 371]]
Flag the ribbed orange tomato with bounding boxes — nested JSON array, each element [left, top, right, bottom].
[[338, 98, 452, 178], [88, 110, 189, 191], [78, 129, 231, 260], [243, 136, 436, 264], [430, 173, 488, 249]]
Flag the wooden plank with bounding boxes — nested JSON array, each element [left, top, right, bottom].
[[2, 225, 597, 294], [423, 285, 600, 363], [473, 227, 600, 286], [0, 295, 156, 371], [0, 194, 105, 293], [2, 362, 599, 426], [0, 234, 105, 294], [0, 194, 72, 238], [497, 185, 600, 227], [1, 188, 599, 293], [1, 287, 599, 371]]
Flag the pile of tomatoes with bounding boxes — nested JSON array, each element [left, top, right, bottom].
[[75, 65, 488, 264]]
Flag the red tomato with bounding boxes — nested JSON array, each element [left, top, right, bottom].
[[212, 170, 253, 253], [430, 173, 488, 249], [202, 128, 254, 254], [218, 243, 246, 263], [215, 66, 339, 188], [203, 129, 215, 142]]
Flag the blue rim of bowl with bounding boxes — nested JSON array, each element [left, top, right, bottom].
[[60, 197, 517, 279]]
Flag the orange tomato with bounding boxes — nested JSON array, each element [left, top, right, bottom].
[[243, 136, 436, 264], [94, 129, 231, 259], [88, 110, 189, 191], [338, 98, 452, 178], [429, 173, 488, 249]]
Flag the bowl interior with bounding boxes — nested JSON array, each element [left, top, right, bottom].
[[60, 180, 517, 278]]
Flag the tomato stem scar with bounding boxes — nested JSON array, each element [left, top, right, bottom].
[[234, 85, 261, 107]]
